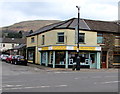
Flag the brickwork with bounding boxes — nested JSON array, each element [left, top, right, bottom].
[[103, 33, 115, 68]]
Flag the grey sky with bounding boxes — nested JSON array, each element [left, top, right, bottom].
[[0, 0, 119, 27]]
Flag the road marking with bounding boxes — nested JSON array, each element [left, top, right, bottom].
[[16, 85, 22, 87], [5, 85, 14, 87], [94, 81, 120, 84], [40, 86, 50, 88], [7, 87, 22, 90], [3, 84, 68, 90], [54, 72, 76, 74], [55, 85, 68, 87], [2, 84, 22, 88], [101, 81, 120, 84]]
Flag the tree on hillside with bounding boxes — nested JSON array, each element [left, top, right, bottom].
[[29, 30, 33, 34]]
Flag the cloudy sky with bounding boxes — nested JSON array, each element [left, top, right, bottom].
[[0, 0, 119, 27]]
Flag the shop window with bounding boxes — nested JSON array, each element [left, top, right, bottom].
[[42, 35, 45, 45], [28, 51, 34, 61], [97, 33, 104, 44], [79, 33, 85, 43], [31, 37, 35, 43], [57, 32, 64, 43], [56, 51, 65, 65], [68, 52, 90, 65]]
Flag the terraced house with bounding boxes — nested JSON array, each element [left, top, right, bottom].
[[26, 18, 120, 69]]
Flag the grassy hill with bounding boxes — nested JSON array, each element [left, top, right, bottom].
[[1, 20, 60, 38], [2, 20, 60, 32]]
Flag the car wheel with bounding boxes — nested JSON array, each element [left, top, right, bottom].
[[14, 61, 17, 65], [11, 61, 13, 64]]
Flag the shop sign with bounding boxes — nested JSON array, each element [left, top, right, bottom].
[[52, 46, 66, 50], [74, 46, 101, 51], [38, 46, 101, 51]]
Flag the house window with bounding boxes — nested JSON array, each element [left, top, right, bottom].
[[42, 35, 45, 45], [79, 33, 85, 43], [115, 34, 120, 46], [115, 35, 120, 39], [3, 44, 5, 47], [12, 44, 14, 48], [31, 37, 35, 43], [57, 32, 64, 43], [97, 33, 104, 44]]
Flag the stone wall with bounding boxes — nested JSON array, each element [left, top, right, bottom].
[[103, 33, 115, 68]]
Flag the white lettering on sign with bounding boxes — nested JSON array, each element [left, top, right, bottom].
[[38, 48, 42, 51], [49, 46, 53, 50], [95, 47, 101, 51], [67, 46, 74, 50]]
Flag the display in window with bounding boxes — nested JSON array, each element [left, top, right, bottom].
[[56, 51, 65, 65]]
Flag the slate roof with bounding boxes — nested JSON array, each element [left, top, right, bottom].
[[27, 18, 119, 37], [13, 44, 26, 49], [1, 38, 26, 44], [84, 19, 118, 33]]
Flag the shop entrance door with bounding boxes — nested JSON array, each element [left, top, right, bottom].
[[90, 53, 97, 68], [102, 51, 107, 68], [41, 52, 47, 65]]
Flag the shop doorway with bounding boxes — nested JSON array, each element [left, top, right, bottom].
[[90, 53, 96, 68], [102, 51, 107, 68], [41, 52, 47, 65]]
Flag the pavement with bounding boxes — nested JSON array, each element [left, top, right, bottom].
[[27, 63, 119, 72]]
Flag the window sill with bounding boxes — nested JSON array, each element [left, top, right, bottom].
[[75, 42, 86, 44], [56, 42, 64, 44], [79, 42, 86, 44], [97, 43, 105, 45]]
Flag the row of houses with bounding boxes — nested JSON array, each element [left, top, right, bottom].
[[0, 38, 26, 56], [1, 18, 120, 69], [26, 18, 120, 69]]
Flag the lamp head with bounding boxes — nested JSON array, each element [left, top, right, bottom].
[[76, 6, 79, 8]]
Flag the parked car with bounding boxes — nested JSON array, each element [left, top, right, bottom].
[[12, 55, 27, 66], [6, 55, 13, 63], [0, 54, 9, 61]]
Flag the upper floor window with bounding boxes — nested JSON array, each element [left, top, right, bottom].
[[79, 33, 85, 43], [12, 44, 14, 48], [57, 32, 64, 43], [115, 34, 120, 39], [97, 33, 104, 44], [42, 35, 45, 45], [115, 34, 120, 46], [3, 44, 5, 47], [31, 37, 35, 43]]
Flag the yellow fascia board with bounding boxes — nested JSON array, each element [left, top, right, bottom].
[[74, 46, 96, 51], [52, 46, 66, 50]]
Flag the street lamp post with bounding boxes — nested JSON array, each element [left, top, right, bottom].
[[76, 6, 80, 70]]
